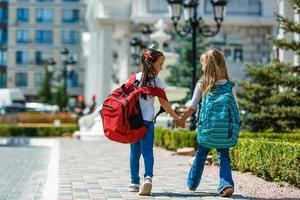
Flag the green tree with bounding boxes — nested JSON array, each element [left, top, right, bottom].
[[53, 85, 68, 111], [166, 34, 205, 90], [238, 0, 300, 132], [38, 69, 53, 104]]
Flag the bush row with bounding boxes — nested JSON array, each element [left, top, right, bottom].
[[155, 128, 197, 150], [0, 125, 78, 137], [226, 139, 300, 188], [154, 128, 300, 188], [155, 128, 300, 148], [239, 131, 300, 142]]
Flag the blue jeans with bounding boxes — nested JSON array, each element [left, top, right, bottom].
[[130, 120, 154, 184], [187, 145, 234, 193]]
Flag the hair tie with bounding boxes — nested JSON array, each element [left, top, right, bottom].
[[143, 51, 153, 61]]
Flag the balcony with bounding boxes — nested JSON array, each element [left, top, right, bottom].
[[204, 0, 262, 16], [146, 0, 168, 14]]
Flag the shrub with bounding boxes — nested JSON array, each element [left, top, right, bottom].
[[239, 132, 300, 142], [214, 139, 300, 188], [154, 128, 300, 188], [154, 128, 300, 149], [155, 128, 196, 150], [0, 125, 78, 137]]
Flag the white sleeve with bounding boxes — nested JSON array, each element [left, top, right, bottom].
[[154, 77, 167, 89], [189, 82, 202, 109]]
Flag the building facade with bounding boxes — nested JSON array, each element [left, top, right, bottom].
[[7, 0, 86, 101], [276, 0, 299, 66], [84, 0, 278, 104], [0, 0, 8, 89]]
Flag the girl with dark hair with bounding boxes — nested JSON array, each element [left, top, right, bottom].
[[129, 48, 179, 196]]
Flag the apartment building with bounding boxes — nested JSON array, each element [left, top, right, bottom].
[[84, 0, 278, 104], [0, 0, 8, 88], [7, 0, 86, 101]]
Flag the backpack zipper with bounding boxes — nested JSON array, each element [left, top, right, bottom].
[[228, 106, 233, 138], [109, 94, 125, 126], [102, 105, 114, 110]]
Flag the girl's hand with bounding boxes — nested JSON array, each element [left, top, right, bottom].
[[178, 118, 186, 128], [173, 115, 180, 121], [175, 118, 185, 128]]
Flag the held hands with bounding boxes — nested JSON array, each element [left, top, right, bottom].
[[172, 115, 185, 128], [174, 117, 186, 128]]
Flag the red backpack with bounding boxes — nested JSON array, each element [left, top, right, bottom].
[[101, 74, 168, 144]]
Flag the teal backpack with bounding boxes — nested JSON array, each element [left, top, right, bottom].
[[197, 80, 240, 149]]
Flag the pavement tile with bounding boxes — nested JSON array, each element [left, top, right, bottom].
[[57, 138, 249, 200]]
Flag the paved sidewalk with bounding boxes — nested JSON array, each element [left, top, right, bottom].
[[0, 146, 50, 200], [58, 138, 249, 200]]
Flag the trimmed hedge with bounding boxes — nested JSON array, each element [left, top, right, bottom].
[[155, 128, 197, 150], [226, 139, 300, 188], [155, 128, 300, 149], [154, 128, 300, 188], [0, 125, 78, 137], [239, 132, 300, 142]]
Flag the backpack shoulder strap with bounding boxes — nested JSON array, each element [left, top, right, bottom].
[[138, 87, 168, 101], [123, 74, 140, 90], [128, 74, 137, 85]]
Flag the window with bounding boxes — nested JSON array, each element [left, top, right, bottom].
[[61, 30, 79, 44], [0, 72, 6, 88], [36, 30, 53, 44], [15, 72, 27, 87], [17, 8, 29, 23], [35, 51, 53, 65], [0, 29, 7, 45], [16, 51, 28, 65], [62, 9, 79, 23], [70, 72, 78, 87], [0, 50, 7, 66], [147, 0, 168, 14], [69, 52, 79, 62], [35, 73, 44, 87], [209, 32, 243, 63], [36, 8, 54, 23], [234, 49, 243, 63], [0, 8, 8, 23], [16, 30, 30, 43], [204, 0, 262, 16]]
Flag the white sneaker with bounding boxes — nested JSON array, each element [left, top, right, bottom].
[[129, 184, 139, 192], [139, 176, 152, 196]]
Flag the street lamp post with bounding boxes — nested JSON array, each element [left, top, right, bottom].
[[130, 25, 152, 66], [60, 48, 77, 111], [41, 58, 56, 103], [46, 58, 56, 74], [167, 0, 227, 130]]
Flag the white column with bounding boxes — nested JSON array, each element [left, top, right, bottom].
[[118, 40, 130, 84], [85, 24, 113, 105], [112, 24, 130, 85], [132, 0, 147, 17], [278, 0, 294, 64]]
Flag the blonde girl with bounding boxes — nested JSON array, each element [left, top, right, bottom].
[[177, 49, 239, 197]]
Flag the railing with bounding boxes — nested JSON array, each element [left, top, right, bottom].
[[146, 0, 168, 14], [204, 0, 262, 16]]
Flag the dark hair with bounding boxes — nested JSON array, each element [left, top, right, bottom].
[[140, 48, 164, 99]]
